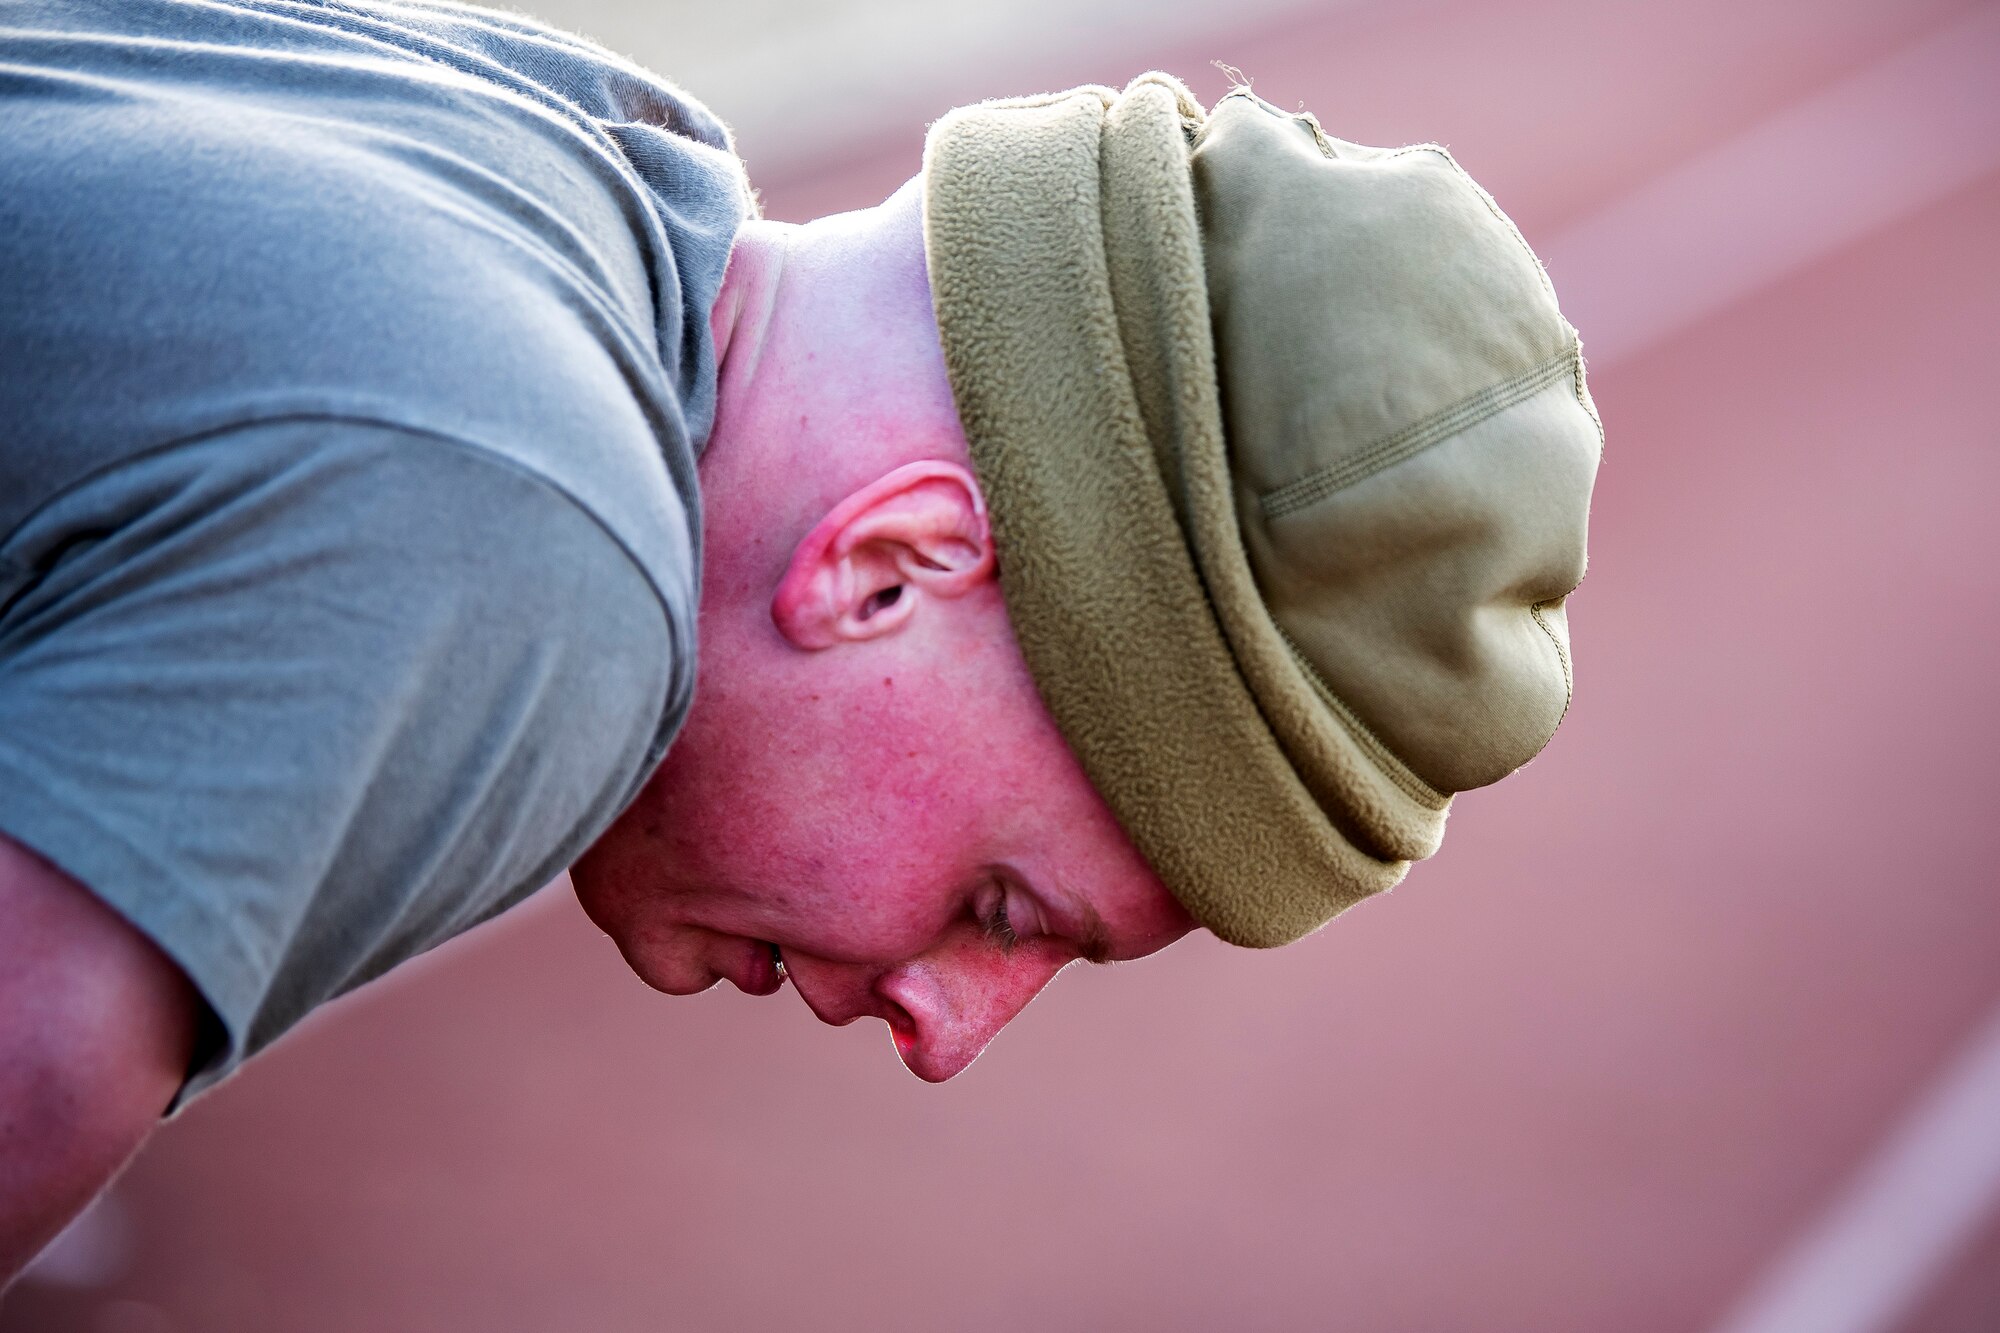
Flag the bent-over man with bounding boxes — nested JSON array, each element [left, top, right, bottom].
[[0, 0, 1603, 1281]]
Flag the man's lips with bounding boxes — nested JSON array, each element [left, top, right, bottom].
[[725, 939, 788, 996]]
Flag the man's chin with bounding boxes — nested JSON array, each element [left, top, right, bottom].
[[634, 966, 724, 997]]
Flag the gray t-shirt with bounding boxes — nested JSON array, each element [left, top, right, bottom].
[[0, 0, 753, 1104]]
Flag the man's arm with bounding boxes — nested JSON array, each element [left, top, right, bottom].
[[0, 831, 197, 1288]]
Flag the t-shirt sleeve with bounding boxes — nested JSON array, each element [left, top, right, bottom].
[[0, 417, 688, 1108]]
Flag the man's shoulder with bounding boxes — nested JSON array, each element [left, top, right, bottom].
[[0, 416, 688, 1107], [2, 0, 736, 581]]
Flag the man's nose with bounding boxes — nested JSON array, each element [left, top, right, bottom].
[[873, 947, 1070, 1082]]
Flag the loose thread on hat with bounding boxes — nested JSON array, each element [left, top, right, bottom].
[[1211, 61, 1253, 92]]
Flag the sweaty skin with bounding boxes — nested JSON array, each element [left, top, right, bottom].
[[568, 181, 1197, 1081]]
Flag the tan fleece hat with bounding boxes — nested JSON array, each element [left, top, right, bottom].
[[921, 74, 1602, 947]]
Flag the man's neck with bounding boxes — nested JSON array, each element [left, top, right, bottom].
[[695, 182, 967, 611], [709, 219, 791, 413]]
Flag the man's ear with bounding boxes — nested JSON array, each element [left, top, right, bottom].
[[772, 461, 996, 650]]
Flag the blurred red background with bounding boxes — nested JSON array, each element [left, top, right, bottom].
[[7, 1, 1998, 1329]]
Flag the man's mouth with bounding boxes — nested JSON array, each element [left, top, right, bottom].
[[728, 939, 788, 996]]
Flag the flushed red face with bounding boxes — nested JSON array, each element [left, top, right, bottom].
[[566, 564, 1196, 1081]]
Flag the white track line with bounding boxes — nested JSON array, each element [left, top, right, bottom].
[[1544, 2, 2000, 370], [1706, 1000, 2000, 1333]]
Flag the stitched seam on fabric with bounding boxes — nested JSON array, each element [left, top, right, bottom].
[[1524, 599, 1576, 765], [1530, 600, 1573, 718], [1414, 143, 1566, 313], [0, 411, 676, 622], [1260, 345, 1578, 520], [1276, 627, 1448, 809], [1573, 337, 1608, 457]]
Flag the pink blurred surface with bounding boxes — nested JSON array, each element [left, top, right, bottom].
[[7, 1, 1998, 1329]]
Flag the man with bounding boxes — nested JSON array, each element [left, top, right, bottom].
[[0, 0, 1601, 1283]]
